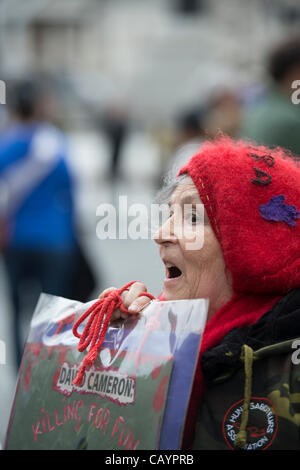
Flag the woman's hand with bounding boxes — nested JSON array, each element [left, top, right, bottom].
[[98, 281, 153, 323]]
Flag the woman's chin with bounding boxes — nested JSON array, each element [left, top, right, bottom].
[[161, 288, 186, 301]]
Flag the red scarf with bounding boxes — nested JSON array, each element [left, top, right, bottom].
[[178, 293, 281, 449]]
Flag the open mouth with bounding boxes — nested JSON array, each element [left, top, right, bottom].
[[166, 264, 182, 279]]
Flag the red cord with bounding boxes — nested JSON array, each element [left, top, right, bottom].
[[72, 281, 155, 386]]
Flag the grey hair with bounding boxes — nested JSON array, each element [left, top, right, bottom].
[[155, 173, 191, 205]]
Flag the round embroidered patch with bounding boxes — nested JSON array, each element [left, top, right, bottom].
[[222, 397, 278, 450]]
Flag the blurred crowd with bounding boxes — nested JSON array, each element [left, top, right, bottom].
[[0, 33, 300, 371], [166, 35, 300, 178]]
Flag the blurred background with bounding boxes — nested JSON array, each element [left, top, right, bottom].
[[0, 0, 300, 447]]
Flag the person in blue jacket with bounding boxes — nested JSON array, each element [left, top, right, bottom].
[[0, 79, 78, 367]]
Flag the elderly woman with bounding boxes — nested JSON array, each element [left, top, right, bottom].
[[100, 137, 300, 450]]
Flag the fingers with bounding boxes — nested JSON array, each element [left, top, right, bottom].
[[127, 294, 152, 313], [121, 282, 148, 312], [98, 282, 152, 323], [98, 287, 117, 299]]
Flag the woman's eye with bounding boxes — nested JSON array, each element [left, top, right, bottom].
[[184, 211, 198, 224], [191, 212, 197, 223]]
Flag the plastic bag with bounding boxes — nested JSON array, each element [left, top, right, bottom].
[[5, 293, 208, 450]]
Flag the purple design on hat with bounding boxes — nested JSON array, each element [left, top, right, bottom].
[[259, 195, 300, 227]]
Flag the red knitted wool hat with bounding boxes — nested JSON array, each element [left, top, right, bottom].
[[178, 136, 300, 295]]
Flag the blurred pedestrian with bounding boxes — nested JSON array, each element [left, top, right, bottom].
[[166, 107, 206, 180], [205, 88, 242, 139], [240, 36, 300, 157], [101, 104, 130, 181], [0, 78, 79, 367]]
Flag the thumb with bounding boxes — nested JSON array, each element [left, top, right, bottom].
[[128, 295, 153, 313]]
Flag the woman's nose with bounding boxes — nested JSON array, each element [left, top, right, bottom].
[[153, 216, 177, 245]]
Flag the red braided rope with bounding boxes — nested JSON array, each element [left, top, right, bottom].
[[72, 281, 155, 386]]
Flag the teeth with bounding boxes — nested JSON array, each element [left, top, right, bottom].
[[165, 262, 175, 268]]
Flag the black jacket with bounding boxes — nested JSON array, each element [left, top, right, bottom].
[[192, 289, 300, 450]]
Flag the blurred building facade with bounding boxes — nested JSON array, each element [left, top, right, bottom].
[[0, 0, 300, 130]]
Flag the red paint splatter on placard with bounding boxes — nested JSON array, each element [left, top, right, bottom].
[[23, 362, 33, 392], [47, 346, 55, 359], [30, 344, 42, 357], [151, 364, 162, 380], [58, 349, 69, 366], [153, 376, 169, 413], [55, 314, 76, 335], [52, 367, 61, 389]]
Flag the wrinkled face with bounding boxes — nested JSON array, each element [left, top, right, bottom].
[[154, 176, 233, 319]]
